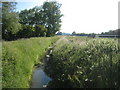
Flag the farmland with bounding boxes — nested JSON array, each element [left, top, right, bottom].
[[45, 36, 119, 88]]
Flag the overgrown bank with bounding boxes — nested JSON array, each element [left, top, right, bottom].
[[2, 36, 60, 88], [45, 36, 120, 88]]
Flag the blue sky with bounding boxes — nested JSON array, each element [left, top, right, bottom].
[[16, 2, 43, 12], [16, 0, 119, 34], [16, 2, 33, 11]]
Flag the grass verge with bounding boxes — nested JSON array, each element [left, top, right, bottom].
[[2, 36, 60, 88]]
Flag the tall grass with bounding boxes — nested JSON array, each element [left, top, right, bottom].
[[45, 36, 119, 88], [0, 41, 2, 89], [2, 36, 60, 88]]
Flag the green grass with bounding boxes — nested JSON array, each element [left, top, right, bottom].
[[0, 41, 2, 89], [45, 36, 120, 88], [2, 36, 60, 88]]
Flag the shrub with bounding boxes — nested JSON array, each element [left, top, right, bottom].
[[45, 36, 119, 88], [16, 25, 35, 38], [34, 25, 47, 37]]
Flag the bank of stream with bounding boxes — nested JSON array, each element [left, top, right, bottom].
[[30, 37, 66, 88]]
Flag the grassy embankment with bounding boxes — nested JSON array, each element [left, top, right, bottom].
[[45, 36, 120, 88], [2, 36, 60, 88]]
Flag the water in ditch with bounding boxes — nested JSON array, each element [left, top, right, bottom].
[[30, 65, 52, 88], [30, 47, 53, 88]]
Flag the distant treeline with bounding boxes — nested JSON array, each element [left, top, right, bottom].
[[101, 29, 120, 35], [2, 1, 63, 41], [56, 31, 96, 36], [56, 29, 120, 36]]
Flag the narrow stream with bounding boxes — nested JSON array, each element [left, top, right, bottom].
[[30, 65, 52, 88], [30, 47, 53, 88]]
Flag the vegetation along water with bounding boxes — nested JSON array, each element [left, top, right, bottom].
[[1, 0, 120, 89], [2, 36, 60, 88], [44, 36, 120, 88]]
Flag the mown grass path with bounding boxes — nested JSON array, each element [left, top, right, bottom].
[[55, 36, 69, 45]]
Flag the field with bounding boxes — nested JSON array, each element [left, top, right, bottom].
[[2, 36, 60, 88], [45, 36, 120, 88], [2, 36, 120, 88]]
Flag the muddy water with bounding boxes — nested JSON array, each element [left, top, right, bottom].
[[30, 65, 52, 88]]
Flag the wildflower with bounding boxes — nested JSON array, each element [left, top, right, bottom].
[[90, 67, 92, 70], [97, 76, 101, 78], [90, 80, 92, 82], [85, 78, 88, 81], [80, 71, 83, 74], [43, 85, 47, 88], [76, 66, 79, 68], [46, 55, 50, 58]]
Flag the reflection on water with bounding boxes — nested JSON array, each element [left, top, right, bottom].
[[30, 66, 52, 88]]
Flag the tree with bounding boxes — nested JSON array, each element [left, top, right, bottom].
[[42, 1, 63, 36], [56, 31, 62, 35], [34, 25, 47, 37], [19, 9, 30, 25], [18, 1, 63, 37], [16, 25, 34, 38], [101, 29, 119, 35], [2, 2, 21, 40], [32, 6, 44, 25], [19, 8, 36, 25], [72, 31, 76, 35]]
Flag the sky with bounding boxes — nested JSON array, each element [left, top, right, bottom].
[[15, 0, 119, 34]]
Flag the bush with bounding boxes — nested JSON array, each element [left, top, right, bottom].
[[16, 25, 47, 39], [45, 36, 119, 88], [34, 25, 47, 37], [16, 25, 35, 38]]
